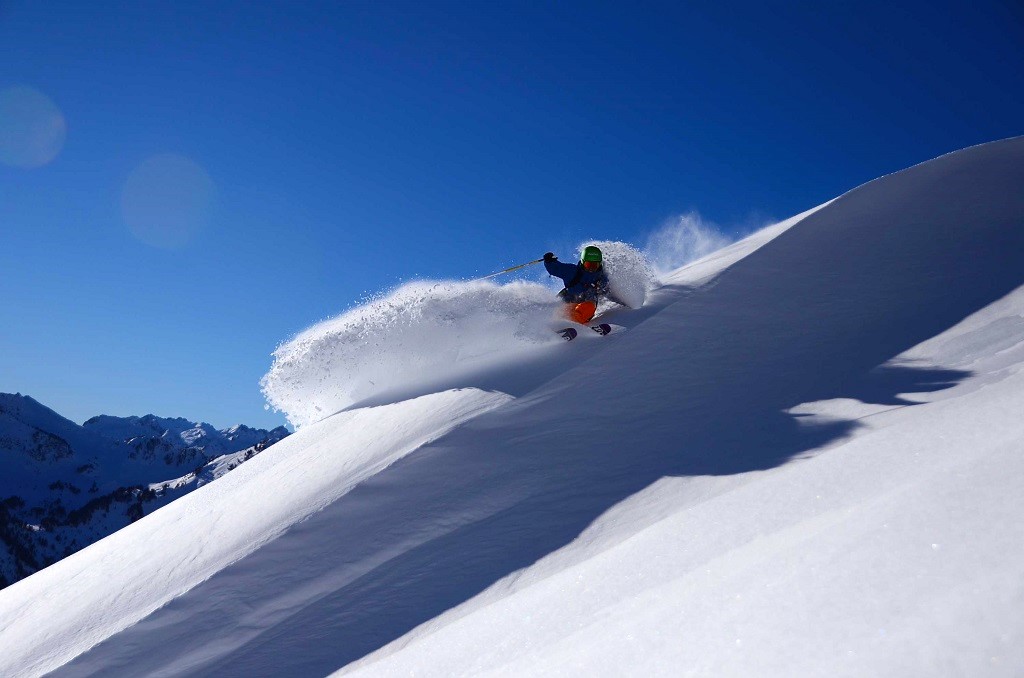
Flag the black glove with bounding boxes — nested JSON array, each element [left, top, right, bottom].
[[543, 252, 556, 261]]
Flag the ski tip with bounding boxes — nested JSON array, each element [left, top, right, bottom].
[[557, 327, 578, 341]]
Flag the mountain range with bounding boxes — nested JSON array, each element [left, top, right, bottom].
[[0, 392, 288, 589]]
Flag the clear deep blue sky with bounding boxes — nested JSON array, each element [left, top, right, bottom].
[[1, 0, 1021, 429]]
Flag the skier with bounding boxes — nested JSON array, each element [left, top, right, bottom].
[[543, 246, 610, 324]]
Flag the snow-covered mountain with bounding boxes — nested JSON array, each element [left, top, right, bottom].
[[0, 393, 289, 589], [1, 137, 1023, 677], [83, 414, 281, 461]]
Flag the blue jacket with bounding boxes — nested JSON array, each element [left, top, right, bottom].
[[544, 258, 610, 303]]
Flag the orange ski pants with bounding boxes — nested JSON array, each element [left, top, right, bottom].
[[566, 300, 597, 324]]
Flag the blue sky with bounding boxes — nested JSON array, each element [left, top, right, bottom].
[[1, 0, 1021, 429]]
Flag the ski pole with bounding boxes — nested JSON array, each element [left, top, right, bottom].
[[472, 258, 544, 281]]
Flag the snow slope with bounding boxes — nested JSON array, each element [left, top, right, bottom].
[[1, 137, 1023, 677]]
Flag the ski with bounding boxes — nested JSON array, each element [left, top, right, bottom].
[[555, 323, 615, 341]]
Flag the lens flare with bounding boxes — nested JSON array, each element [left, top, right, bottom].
[[121, 154, 215, 249], [0, 86, 67, 168]]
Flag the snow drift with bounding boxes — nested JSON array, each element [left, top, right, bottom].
[[2, 137, 1023, 678]]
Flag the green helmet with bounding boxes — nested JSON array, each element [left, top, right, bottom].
[[580, 245, 602, 263]]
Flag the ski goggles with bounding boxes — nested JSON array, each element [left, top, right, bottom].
[[582, 260, 601, 271]]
